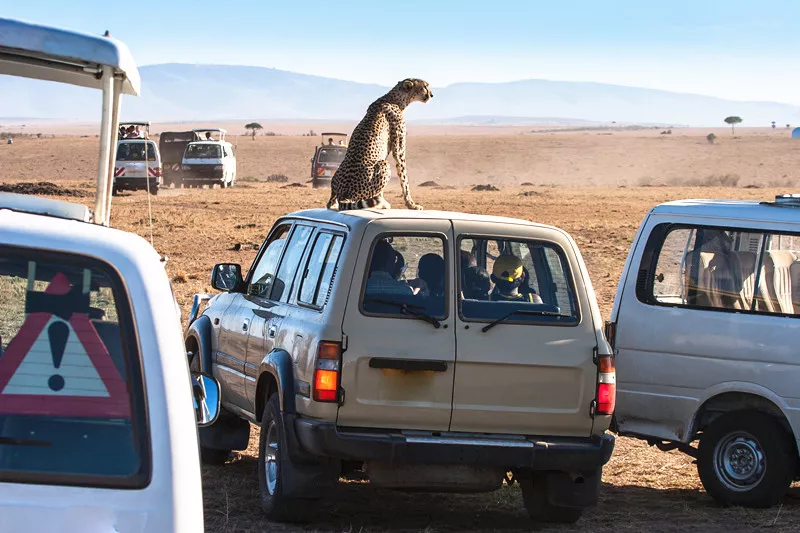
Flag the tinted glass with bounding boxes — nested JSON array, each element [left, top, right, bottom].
[[362, 235, 447, 318], [116, 142, 157, 162], [459, 237, 578, 325], [0, 252, 147, 486], [248, 225, 290, 299], [185, 144, 221, 159], [272, 225, 314, 303]]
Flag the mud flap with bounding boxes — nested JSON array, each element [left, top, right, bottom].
[[279, 413, 339, 498], [544, 468, 602, 509], [199, 411, 251, 451]]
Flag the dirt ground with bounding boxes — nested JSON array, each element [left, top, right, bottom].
[[2, 131, 800, 532]]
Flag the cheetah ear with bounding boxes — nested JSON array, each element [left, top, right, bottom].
[[402, 80, 414, 91]]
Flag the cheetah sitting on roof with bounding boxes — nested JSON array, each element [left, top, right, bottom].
[[326, 78, 433, 211]]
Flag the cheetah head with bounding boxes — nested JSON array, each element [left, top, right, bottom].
[[399, 78, 433, 103]]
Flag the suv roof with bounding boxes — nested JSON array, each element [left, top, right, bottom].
[[0, 192, 90, 222], [652, 198, 800, 225], [285, 207, 561, 232]]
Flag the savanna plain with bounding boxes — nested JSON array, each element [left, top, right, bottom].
[[2, 126, 799, 532]]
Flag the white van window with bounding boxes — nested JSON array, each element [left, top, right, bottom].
[[648, 225, 800, 315], [458, 237, 578, 325], [361, 235, 447, 319], [185, 144, 221, 159], [116, 142, 157, 161], [0, 250, 149, 488], [299, 233, 344, 308]]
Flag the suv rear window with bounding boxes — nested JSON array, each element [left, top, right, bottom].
[[458, 237, 579, 325], [361, 235, 447, 319], [0, 248, 149, 488]]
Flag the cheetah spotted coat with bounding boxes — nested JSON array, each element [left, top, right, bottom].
[[326, 78, 433, 211]]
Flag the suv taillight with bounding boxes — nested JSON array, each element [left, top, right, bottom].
[[596, 355, 616, 415], [313, 341, 341, 402]]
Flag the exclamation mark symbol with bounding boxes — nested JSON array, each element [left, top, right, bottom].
[[47, 321, 69, 392]]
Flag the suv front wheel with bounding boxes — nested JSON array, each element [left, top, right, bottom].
[[258, 393, 316, 522]]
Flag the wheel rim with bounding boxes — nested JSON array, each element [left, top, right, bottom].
[[713, 430, 766, 492], [264, 420, 279, 495]]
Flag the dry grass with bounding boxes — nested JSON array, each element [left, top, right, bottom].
[[3, 131, 800, 532]]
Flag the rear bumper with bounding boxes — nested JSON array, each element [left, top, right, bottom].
[[291, 417, 615, 471], [114, 177, 159, 189]]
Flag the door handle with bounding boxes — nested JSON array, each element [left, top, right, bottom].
[[368, 358, 448, 372], [268, 324, 277, 338]]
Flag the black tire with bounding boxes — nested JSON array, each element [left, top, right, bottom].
[[697, 410, 796, 507], [520, 472, 583, 524], [112, 187, 119, 196], [149, 186, 158, 196], [189, 353, 231, 465], [258, 393, 315, 522]]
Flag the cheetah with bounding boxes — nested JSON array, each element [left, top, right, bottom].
[[326, 78, 433, 211]]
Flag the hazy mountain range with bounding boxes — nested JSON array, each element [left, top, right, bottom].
[[1, 63, 798, 127]]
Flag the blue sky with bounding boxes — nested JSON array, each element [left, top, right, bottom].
[[5, 1, 800, 104]]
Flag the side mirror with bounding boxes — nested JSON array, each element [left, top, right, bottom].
[[191, 371, 221, 427], [211, 263, 242, 292]]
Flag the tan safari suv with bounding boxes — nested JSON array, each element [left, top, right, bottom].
[[185, 208, 616, 524]]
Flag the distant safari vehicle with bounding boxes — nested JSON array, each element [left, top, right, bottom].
[[159, 130, 197, 188], [180, 129, 237, 189], [311, 132, 347, 189], [113, 122, 161, 196]]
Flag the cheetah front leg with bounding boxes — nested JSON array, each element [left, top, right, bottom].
[[390, 122, 422, 210], [370, 160, 392, 209]]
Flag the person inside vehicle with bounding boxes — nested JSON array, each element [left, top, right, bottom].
[[328, 137, 334, 145], [205, 132, 213, 141], [410, 253, 445, 298], [462, 265, 491, 300], [365, 240, 413, 296], [489, 255, 543, 303], [392, 251, 407, 281]]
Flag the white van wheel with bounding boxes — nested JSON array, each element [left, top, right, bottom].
[[698, 411, 796, 507]]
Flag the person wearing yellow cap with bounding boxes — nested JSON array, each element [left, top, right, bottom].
[[489, 254, 537, 302]]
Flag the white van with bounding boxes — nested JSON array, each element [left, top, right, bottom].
[[180, 128, 236, 188], [0, 17, 220, 532], [608, 194, 800, 508], [113, 132, 162, 195]]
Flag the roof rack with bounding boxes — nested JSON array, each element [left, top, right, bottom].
[[760, 194, 800, 208]]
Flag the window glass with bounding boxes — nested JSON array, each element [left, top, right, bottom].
[[0, 252, 147, 486], [459, 237, 578, 325], [248, 225, 291, 299], [185, 144, 221, 159], [299, 234, 344, 307], [272, 225, 314, 303], [116, 142, 157, 162], [362, 235, 447, 318], [649, 225, 800, 315]]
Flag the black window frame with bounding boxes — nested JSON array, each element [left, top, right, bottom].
[[0, 245, 152, 490], [636, 222, 800, 318], [358, 231, 450, 321], [456, 234, 581, 327], [298, 230, 347, 311]]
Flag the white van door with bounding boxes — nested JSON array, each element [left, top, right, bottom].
[[0, 248, 197, 531]]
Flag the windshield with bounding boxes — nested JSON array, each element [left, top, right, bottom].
[[317, 148, 346, 164], [116, 142, 157, 162], [185, 144, 221, 159]]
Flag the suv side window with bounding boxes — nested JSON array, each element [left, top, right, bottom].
[[458, 237, 579, 325], [361, 234, 447, 318], [299, 233, 345, 308], [248, 224, 291, 299], [0, 248, 149, 488], [646, 224, 800, 316], [272, 225, 314, 303]]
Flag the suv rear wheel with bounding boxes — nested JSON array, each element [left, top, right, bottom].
[[697, 410, 796, 507], [520, 472, 583, 524], [258, 393, 316, 522]]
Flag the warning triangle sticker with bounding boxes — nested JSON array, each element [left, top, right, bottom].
[[0, 273, 131, 418]]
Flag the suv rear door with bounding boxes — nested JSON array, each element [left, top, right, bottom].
[[337, 219, 456, 431], [450, 221, 597, 437]]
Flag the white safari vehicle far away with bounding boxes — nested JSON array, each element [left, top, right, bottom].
[[608, 194, 800, 508], [0, 16, 221, 533]]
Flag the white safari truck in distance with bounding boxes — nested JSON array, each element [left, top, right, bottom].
[[0, 17, 220, 532]]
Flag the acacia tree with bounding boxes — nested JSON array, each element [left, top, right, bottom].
[[724, 116, 743, 134], [245, 122, 263, 140]]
